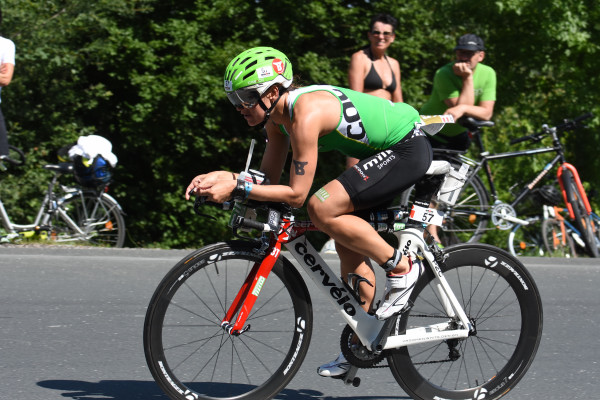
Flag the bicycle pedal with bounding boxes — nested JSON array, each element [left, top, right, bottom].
[[341, 365, 360, 387]]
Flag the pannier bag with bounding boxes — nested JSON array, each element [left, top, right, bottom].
[[62, 135, 118, 188]]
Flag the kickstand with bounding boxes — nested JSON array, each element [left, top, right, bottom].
[[342, 365, 360, 387]]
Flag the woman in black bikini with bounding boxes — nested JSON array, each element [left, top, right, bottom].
[[348, 13, 403, 103]]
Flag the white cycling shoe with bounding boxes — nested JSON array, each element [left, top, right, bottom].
[[375, 257, 423, 320], [317, 353, 350, 377]]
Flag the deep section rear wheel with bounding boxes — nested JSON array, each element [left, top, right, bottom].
[[144, 241, 313, 400], [388, 243, 543, 400]]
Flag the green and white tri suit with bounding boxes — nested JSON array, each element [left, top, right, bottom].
[[280, 85, 432, 209]]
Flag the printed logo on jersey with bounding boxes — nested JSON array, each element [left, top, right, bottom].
[[272, 59, 285, 74], [331, 88, 369, 145]]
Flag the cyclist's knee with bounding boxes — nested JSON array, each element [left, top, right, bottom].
[[307, 196, 326, 225]]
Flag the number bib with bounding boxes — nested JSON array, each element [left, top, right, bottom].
[[409, 204, 444, 226]]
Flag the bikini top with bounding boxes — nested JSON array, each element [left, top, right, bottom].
[[362, 46, 397, 93]]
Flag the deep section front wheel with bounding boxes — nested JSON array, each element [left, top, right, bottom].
[[388, 243, 543, 400], [144, 241, 313, 400]]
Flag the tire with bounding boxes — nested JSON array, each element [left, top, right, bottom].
[[53, 191, 126, 247], [561, 170, 599, 257], [542, 218, 577, 258], [593, 214, 600, 252], [388, 243, 543, 400], [144, 241, 313, 400], [400, 162, 490, 246], [508, 217, 546, 257]]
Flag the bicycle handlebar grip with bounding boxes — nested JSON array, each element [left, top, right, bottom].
[[556, 112, 594, 132], [240, 218, 270, 232], [574, 112, 593, 122]]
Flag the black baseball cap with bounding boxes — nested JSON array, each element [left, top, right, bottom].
[[454, 34, 485, 51]]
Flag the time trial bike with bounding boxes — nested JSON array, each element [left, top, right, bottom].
[[144, 159, 543, 400]]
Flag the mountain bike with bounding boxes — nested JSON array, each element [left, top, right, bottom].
[[144, 159, 543, 400], [404, 113, 598, 257], [0, 145, 126, 247]]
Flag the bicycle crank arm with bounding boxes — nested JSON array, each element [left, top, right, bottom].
[[498, 214, 530, 226]]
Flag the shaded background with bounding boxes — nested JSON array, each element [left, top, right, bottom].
[[1, 0, 598, 248]]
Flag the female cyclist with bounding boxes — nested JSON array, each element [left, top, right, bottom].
[[186, 46, 433, 378]]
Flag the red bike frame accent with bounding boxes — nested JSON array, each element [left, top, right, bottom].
[[557, 163, 592, 219], [221, 215, 316, 334]]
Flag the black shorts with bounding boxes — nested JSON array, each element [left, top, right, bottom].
[[337, 135, 432, 210]]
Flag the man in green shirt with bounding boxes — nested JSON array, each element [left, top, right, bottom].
[[420, 33, 496, 150]]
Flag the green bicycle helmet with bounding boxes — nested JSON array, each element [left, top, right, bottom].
[[224, 47, 293, 111]]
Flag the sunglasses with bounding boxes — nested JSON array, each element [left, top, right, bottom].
[[227, 88, 261, 109], [370, 30, 394, 37]]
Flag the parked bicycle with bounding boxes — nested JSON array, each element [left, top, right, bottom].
[[509, 200, 599, 258], [144, 159, 542, 400], [0, 145, 126, 247], [404, 113, 598, 257]]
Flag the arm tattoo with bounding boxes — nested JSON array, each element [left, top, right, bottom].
[[293, 160, 308, 175]]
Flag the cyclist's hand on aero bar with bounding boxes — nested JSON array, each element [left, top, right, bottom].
[[185, 170, 237, 202]]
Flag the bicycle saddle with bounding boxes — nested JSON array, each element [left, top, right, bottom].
[[459, 117, 495, 131], [43, 162, 74, 174]]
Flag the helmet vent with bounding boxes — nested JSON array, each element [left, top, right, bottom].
[[244, 59, 257, 70], [240, 56, 251, 63]]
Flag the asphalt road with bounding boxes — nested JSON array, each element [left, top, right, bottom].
[[0, 245, 598, 400]]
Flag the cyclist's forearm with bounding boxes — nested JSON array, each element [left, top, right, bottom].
[[247, 183, 307, 208]]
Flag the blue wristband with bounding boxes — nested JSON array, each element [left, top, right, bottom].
[[244, 181, 253, 200]]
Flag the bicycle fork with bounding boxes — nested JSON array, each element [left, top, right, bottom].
[[219, 213, 294, 336], [220, 240, 283, 335]]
